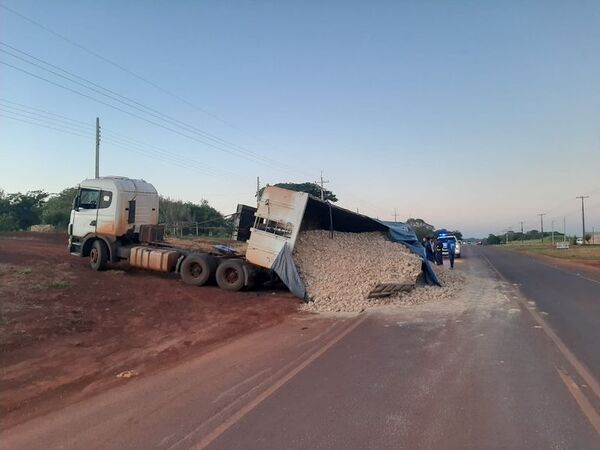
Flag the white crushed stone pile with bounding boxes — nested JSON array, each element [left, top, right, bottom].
[[293, 230, 422, 312], [399, 265, 465, 307]]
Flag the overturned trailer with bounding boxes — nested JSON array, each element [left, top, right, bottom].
[[246, 186, 440, 299], [69, 177, 439, 298]]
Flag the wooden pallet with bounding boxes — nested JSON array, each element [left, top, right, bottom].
[[368, 282, 415, 298]]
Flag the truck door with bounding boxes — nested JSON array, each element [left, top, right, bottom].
[[72, 187, 100, 238]]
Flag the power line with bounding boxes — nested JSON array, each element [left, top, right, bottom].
[[0, 112, 226, 177], [0, 47, 285, 168], [0, 105, 94, 134], [0, 112, 240, 178], [0, 42, 298, 171], [0, 46, 315, 179], [1, 60, 291, 170], [0, 99, 241, 176], [0, 112, 94, 139], [0, 98, 91, 127], [0, 1, 260, 137]]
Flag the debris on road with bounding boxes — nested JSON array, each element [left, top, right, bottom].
[[294, 230, 465, 313], [293, 230, 422, 312], [116, 370, 139, 379]]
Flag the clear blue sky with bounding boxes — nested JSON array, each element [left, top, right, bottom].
[[1, 0, 598, 237]]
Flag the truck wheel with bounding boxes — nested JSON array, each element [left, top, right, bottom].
[[215, 260, 245, 291], [90, 240, 108, 271], [180, 254, 215, 286]]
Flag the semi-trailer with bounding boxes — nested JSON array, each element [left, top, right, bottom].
[[68, 176, 439, 296]]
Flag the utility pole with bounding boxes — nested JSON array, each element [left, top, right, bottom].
[[576, 195, 589, 244], [95, 117, 101, 178], [563, 216, 566, 242], [551, 220, 555, 244], [538, 213, 546, 243], [314, 171, 329, 201], [520, 221, 524, 244], [394, 208, 398, 223]]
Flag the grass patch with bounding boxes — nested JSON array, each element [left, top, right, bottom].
[[504, 243, 600, 261], [46, 280, 72, 289]]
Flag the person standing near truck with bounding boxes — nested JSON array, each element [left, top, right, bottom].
[[435, 239, 444, 265], [424, 236, 435, 263], [447, 238, 456, 269]]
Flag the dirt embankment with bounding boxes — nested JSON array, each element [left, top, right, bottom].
[[0, 232, 298, 428]]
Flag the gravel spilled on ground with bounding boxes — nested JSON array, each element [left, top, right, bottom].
[[293, 230, 465, 313]]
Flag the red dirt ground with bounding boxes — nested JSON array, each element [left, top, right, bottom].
[[0, 232, 300, 428]]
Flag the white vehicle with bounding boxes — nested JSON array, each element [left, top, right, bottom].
[[69, 176, 262, 290], [440, 235, 461, 258], [576, 237, 583, 245]]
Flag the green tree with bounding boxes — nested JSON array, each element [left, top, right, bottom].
[[451, 230, 463, 240], [584, 233, 592, 243], [486, 234, 503, 245], [159, 197, 226, 235], [259, 182, 338, 202], [0, 190, 48, 230], [406, 218, 435, 241], [0, 213, 19, 231], [42, 187, 78, 229]]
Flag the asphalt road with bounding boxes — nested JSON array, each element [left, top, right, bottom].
[[477, 245, 600, 380], [4, 247, 600, 449]]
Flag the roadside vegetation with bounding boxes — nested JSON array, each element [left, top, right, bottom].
[[0, 187, 227, 233], [503, 242, 600, 261]]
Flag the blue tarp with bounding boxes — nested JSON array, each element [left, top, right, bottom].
[[377, 221, 442, 286], [272, 242, 306, 299]]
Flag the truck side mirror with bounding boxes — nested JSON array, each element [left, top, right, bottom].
[[72, 195, 80, 211]]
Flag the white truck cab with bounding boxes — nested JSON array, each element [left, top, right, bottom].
[[69, 177, 159, 268]]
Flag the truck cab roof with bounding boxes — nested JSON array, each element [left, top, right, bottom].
[[79, 177, 157, 194]]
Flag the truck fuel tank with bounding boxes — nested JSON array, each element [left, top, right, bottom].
[[129, 246, 179, 272]]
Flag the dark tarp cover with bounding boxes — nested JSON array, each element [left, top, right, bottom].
[[272, 242, 306, 299], [377, 220, 441, 286]]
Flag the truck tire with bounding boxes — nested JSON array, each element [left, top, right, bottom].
[[215, 260, 245, 291], [90, 240, 108, 271], [180, 254, 215, 286]]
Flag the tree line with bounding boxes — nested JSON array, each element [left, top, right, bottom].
[[405, 218, 463, 241], [0, 187, 226, 232], [484, 230, 591, 245]]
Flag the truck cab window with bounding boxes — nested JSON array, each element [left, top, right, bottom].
[[99, 191, 113, 209], [79, 188, 100, 209], [253, 217, 293, 238]]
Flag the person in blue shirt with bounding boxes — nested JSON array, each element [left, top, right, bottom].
[[447, 238, 457, 269]]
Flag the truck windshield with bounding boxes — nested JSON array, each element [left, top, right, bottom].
[[79, 188, 100, 209]]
